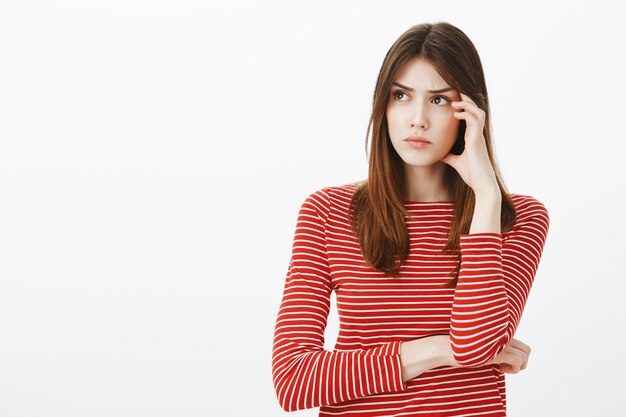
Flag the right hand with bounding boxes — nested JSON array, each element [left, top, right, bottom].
[[444, 336, 531, 374], [487, 338, 531, 374]]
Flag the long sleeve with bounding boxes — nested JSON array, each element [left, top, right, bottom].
[[449, 195, 550, 367], [271, 189, 408, 412]]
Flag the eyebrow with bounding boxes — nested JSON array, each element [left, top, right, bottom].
[[391, 81, 454, 94]]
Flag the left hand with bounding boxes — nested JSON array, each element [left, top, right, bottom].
[[440, 92, 499, 195], [488, 338, 531, 374]]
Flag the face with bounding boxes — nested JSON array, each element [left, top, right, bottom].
[[386, 55, 461, 167]]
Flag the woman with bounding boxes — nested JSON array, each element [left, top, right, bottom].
[[271, 21, 549, 416]]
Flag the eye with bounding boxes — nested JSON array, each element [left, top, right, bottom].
[[392, 90, 408, 101], [391, 90, 451, 106], [432, 96, 451, 106]]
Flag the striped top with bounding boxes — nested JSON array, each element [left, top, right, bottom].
[[272, 183, 549, 416]]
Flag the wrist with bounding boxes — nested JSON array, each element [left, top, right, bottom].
[[400, 335, 453, 382], [473, 185, 501, 201], [430, 335, 457, 368]]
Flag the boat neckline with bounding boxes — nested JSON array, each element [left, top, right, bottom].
[[402, 200, 454, 204]]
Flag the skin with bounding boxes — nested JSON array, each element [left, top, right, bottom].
[[387, 55, 531, 379], [386, 55, 499, 200], [400, 335, 531, 381]]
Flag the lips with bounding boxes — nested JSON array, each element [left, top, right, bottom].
[[404, 135, 432, 143]]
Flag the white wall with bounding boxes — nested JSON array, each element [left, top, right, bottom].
[[1, 1, 623, 415]]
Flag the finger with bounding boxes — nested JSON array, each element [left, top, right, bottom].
[[501, 364, 515, 374], [508, 339, 531, 355], [452, 111, 474, 122], [453, 94, 485, 121], [498, 364, 511, 373], [452, 94, 478, 111], [451, 102, 483, 121], [496, 352, 524, 373], [520, 351, 529, 370], [519, 348, 530, 371], [459, 92, 477, 105], [506, 344, 527, 355], [505, 346, 529, 369]]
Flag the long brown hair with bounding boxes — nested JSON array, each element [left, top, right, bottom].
[[349, 21, 516, 288]]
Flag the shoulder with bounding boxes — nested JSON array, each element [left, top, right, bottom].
[[508, 193, 550, 234], [509, 193, 549, 219], [301, 182, 361, 220], [305, 181, 361, 201]]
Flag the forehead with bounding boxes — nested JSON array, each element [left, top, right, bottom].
[[394, 56, 449, 88]]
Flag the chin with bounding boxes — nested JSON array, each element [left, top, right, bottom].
[[401, 157, 439, 167], [397, 151, 436, 164]]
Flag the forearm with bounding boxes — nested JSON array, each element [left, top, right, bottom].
[[447, 191, 548, 368], [399, 335, 453, 382], [449, 189, 507, 367], [469, 189, 502, 234]]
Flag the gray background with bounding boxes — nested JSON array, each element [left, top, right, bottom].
[[1, 0, 623, 415]]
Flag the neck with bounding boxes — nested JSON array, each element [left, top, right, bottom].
[[403, 162, 451, 202]]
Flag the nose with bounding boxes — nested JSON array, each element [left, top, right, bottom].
[[410, 100, 428, 129]]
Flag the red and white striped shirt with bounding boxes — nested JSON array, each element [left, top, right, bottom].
[[272, 183, 549, 416]]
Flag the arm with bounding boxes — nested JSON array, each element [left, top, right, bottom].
[[272, 189, 409, 412], [400, 335, 453, 380], [449, 193, 550, 367], [469, 190, 502, 234]]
